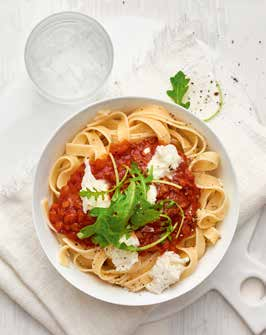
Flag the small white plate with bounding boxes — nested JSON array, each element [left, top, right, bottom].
[[32, 96, 239, 306]]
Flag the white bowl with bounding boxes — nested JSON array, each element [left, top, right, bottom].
[[33, 97, 239, 306]]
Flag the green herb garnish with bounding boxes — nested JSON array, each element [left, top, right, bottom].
[[131, 202, 161, 230], [77, 159, 185, 252], [80, 166, 129, 201], [167, 70, 223, 121], [133, 203, 185, 252], [167, 71, 190, 109], [203, 81, 223, 122], [77, 181, 136, 248], [129, 162, 153, 197]]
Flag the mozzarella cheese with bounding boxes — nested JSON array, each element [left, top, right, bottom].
[[119, 233, 139, 247], [80, 159, 111, 213], [105, 233, 140, 272], [146, 251, 189, 294], [146, 184, 157, 204], [147, 144, 182, 179]]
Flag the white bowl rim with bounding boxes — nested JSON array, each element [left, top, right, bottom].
[[32, 96, 239, 306]]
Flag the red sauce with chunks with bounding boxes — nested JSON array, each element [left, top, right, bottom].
[[49, 164, 95, 247], [49, 137, 200, 253]]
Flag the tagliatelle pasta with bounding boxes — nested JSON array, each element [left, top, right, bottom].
[[42, 105, 228, 293], [48, 155, 81, 198]]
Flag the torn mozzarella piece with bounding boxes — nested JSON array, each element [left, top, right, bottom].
[[146, 251, 189, 294], [146, 184, 157, 204], [147, 144, 182, 179], [80, 159, 110, 213], [119, 233, 139, 247], [105, 233, 140, 272]]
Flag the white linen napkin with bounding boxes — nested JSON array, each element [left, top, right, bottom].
[[0, 28, 265, 335]]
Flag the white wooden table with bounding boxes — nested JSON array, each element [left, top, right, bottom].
[[0, 1, 265, 334]]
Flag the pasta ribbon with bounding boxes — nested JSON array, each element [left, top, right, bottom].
[[177, 247, 198, 279], [49, 155, 80, 197], [58, 245, 70, 267], [194, 173, 228, 229], [195, 228, 206, 259], [189, 151, 219, 172], [203, 227, 221, 245]]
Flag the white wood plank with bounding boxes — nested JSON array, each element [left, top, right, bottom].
[[136, 291, 253, 335]]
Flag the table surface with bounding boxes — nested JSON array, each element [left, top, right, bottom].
[[0, 1, 266, 334]]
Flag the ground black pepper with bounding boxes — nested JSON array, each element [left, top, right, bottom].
[[231, 76, 239, 83]]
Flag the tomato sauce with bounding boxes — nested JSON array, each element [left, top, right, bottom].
[[49, 137, 200, 253]]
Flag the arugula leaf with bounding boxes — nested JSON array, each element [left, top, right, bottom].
[[167, 71, 190, 109], [77, 161, 185, 252], [78, 162, 157, 248], [154, 199, 177, 210], [132, 205, 185, 252], [131, 197, 161, 230], [130, 162, 153, 199], [111, 181, 136, 223], [77, 182, 136, 248], [80, 166, 129, 201], [80, 188, 106, 201], [128, 163, 161, 230], [133, 214, 173, 251]]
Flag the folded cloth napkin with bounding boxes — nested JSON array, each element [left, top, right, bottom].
[[0, 28, 265, 335]]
